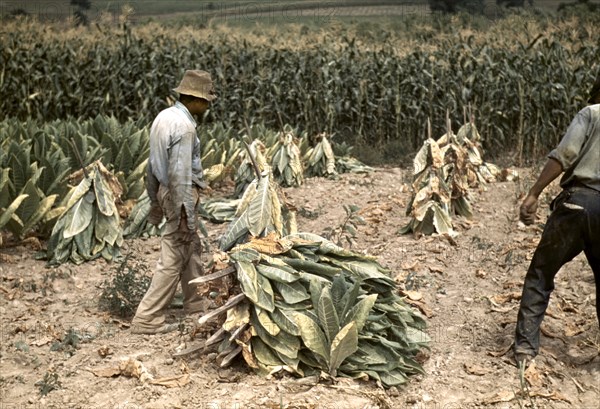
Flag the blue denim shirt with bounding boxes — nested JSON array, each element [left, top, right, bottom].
[[147, 101, 203, 231]]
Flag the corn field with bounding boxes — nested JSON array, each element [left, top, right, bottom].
[[1, 14, 598, 161]]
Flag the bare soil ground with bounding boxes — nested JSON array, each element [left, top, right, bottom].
[[1, 166, 598, 409]]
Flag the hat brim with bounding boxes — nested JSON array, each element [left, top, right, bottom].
[[173, 87, 217, 102]]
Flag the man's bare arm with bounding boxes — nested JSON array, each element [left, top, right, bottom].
[[520, 158, 563, 225]]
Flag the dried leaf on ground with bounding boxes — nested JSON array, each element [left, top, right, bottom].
[[489, 292, 521, 305], [564, 321, 585, 337], [530, 390, 572, 403], [464, 363, 491, 376], [400, 289, 423, 301], [482, 390, 515, 404], [525, 361, 544, 388], [150, 374, 191, 388]]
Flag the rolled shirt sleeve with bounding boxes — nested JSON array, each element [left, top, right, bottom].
[[547, 109, 588, 170], [548, 105, 600, 191]]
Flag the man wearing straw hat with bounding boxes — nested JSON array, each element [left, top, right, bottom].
[[131, 70, 217, 334], [514, 72, 600, 367]]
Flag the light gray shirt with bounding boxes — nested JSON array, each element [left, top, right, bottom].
[[548, 104, 600, 191], [147, 101, 203, 230]]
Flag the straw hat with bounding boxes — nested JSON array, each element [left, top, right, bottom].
[[173, 70, 217, 102]]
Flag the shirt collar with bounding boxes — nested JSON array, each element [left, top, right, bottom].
[[174, 101, 197, 127]]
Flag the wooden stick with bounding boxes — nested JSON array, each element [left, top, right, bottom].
[[219, 346, 242, 368], [205, 327, 226, 347], [198, 293, 246, 326], [188, 265, 236, 285], [228, 323, 249, 343], [172, 341, 206, 358]]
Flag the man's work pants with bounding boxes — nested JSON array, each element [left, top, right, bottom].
[[131, 186, 204, 330], [515, 186, 600, 357]]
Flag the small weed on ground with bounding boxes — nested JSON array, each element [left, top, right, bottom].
[[322, 204, 365, 248], [98, 254, 151, 318], [35, 371, 61, 396]]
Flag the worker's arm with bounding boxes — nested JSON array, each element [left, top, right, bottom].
[[519, 158, 563, 225]]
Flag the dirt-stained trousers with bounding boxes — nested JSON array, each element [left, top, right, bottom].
[[515, 186, 600, 357], [131, 185, 204, 330]]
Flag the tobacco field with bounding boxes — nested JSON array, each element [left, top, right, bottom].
[[0, 5, 599, 409]]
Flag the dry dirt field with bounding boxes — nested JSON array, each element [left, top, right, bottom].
[[1, 166, 598, 409]]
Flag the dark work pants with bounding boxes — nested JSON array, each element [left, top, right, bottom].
[[515, 187, 600, 357]]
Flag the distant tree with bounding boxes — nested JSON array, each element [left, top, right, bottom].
[[558, 0, 599, 12], [70, 0, 91, 10], [497, 0, 526, 6], [429, 0, 485, 13], [9, 8, 30, 17], [70, 0, 91, 26]]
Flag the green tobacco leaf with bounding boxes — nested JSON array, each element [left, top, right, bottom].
[[17, 179, 42, 224], [328, 321, 358, 376], [273, 280, 310, 304], [65, 175, 93, 211], [21, 194, 57, 237], [251, 312, 299, 359], [74, 215, 95, 260], [219, 210, 250, 251], [256, 263, 300, 283], [294, 312, 329, 362], [327, 258, 393, 283], [229, 247, 261, 263], [317, 287, 340, 344], [281, 258, 341, 278], [93, 168, 114, 217], [0, 194, 28, 229], [255, 306, 279, 336], [406, 327, 431, 347], [344, 294, 377, 332], [246, 174, 272, 236], [330, 274, 347, 319], [63, 191, 94, 239], [379, 369, 409, 387], [269, 308, 300, 336], [236, 261, 259, 305], [252, 337, 283, 367], [309, 278, 324, 313], [340, 280, 361, 323], [95, 212, 120, 246], [256, 274, 275, 313]]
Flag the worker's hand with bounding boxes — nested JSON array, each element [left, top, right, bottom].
[[519, 194, 538, 225], [148, 202, 164, 225]]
